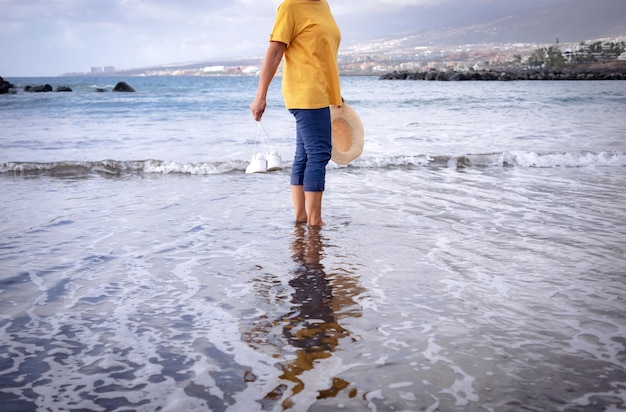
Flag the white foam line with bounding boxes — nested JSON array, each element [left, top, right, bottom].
[[423, 337, 480, 407]]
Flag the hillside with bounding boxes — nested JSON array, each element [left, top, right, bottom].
[[346, 0, 626, 53], [63, 0, 626, 76]]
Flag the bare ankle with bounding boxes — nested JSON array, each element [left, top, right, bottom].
[[307, 217, 324, 227]]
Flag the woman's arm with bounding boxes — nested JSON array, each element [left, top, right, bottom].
[[250, 41, 287, 121]]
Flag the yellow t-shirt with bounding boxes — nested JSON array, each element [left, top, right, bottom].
[[270, 0, 342, 109]]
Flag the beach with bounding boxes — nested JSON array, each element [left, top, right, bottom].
[[1, 76, 625, 411]]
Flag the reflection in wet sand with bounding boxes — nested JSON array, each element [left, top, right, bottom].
[[252, 225, 364, 410]]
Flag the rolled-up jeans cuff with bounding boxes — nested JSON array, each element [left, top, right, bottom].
[[304, 181, 325, 192]]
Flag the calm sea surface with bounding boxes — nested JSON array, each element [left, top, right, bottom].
[[1, 76, 625, 411]]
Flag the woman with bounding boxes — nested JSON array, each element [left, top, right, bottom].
[[250, 0, 342, 227]]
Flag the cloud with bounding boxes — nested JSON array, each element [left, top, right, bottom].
[[333, 0, 444, 13], [0, 0, 563, 76], [1, 0, 277, 74]]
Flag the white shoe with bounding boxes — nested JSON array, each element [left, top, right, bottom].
[[266, 150, 283, 171], [245, 153, 267, 174]]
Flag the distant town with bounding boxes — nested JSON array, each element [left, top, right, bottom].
[[71, 37, 626, 78]]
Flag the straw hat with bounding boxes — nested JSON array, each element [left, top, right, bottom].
[[330, 103, 364, 165]]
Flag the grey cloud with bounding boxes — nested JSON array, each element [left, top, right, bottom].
[[0, 0, 567, 76]]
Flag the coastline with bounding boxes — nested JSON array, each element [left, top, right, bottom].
[[379, 62, 626, 81]]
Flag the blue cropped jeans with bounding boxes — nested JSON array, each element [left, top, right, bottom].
[[289, 108, 332, 192]]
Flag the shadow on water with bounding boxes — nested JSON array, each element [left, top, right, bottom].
[[255, 224, 364, 410]]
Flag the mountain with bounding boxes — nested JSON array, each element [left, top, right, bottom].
[[68, 0, 625, 76], [345, 0, 626, 54]]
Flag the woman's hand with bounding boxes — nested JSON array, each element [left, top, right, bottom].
[[250, 97, 267, 121]]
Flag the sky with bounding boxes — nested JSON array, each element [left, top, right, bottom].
[[0, 0, 563, 77]]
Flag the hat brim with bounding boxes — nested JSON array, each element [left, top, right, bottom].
[[330, 103, 364, 165]]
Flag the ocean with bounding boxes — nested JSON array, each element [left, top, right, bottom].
[[1, 75, 625, 411]]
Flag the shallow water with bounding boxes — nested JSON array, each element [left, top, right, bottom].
[[1, 77, 625, 411]]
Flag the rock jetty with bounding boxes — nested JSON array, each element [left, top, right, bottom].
[[0, 77, 136, 94], [0, 76, 15, 94], [380, 68, 626, 81]]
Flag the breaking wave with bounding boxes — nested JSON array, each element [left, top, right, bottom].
[[1, 151, 624, 177]]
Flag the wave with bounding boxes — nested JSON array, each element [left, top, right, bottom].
[[1, 151, 624, 177], [0, 159, 248, 177]]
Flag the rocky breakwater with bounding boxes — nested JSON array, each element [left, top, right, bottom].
[[24, 84, 73, 92], [380, 67, 626, 81], [0, 76, 15, 94], [0, 77, 136, 94]]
